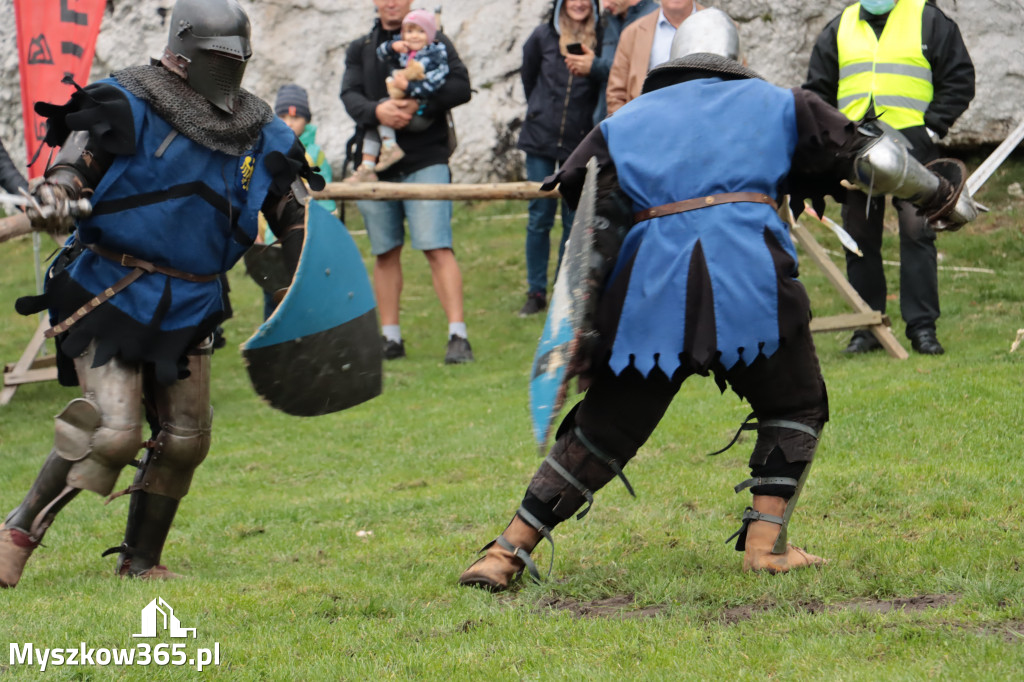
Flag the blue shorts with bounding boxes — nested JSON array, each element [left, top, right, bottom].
[[357, 164, 454, 255]]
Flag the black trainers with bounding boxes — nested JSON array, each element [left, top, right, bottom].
[[518, 292, 547, 317], [382, 336, 406, 360], [842, 331, 882, 354], [908, 328, 944, 355], [444, 335, 474, 364]]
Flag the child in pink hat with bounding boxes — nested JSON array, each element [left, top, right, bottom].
[[348, 9, 451, 182]]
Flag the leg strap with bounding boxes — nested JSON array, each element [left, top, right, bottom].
[[727, 461, 815, 552], [542, 454, 595, 520], [708, 412, 820, 457], [733, 477, 799, 494], [725, 508, 785, 547], [573, 426, 635, 499], [476, 507, 555, 584]]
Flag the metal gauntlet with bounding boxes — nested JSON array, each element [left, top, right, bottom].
[[851, 132, 942, 204], [850, 130, 978, 230], [26, 131, 105, 233]]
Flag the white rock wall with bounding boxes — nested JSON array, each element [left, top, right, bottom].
[[0, 0, 1020, 183]]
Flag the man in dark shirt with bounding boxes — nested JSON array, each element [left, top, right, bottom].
[[341, 0, 474, 364]]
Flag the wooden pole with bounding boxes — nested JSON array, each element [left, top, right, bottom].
[[0, 212, 32, 243], [313, 181, 558, 201]]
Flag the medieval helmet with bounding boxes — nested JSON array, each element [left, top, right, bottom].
[[669, 8, 740, 62], [164, 0, 252, 114], [642, 8, 761, 95]]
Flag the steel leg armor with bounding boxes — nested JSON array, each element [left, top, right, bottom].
[[138, 340, 213, 500], [105, 339, 213, 576], [60, 345, 145, 495]]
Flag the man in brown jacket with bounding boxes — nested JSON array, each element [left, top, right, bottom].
[[606, 0, 703, 113]]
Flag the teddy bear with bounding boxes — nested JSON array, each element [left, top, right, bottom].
[[385, 58, 426, 100]]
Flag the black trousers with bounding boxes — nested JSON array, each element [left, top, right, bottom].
[[521, 320, 828, 529], [842, 190, 939, 336]]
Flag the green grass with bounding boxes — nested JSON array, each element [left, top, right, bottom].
[[0, 156, 1022, 680]]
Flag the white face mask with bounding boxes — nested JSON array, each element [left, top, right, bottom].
[[861, 0, 896, 15]]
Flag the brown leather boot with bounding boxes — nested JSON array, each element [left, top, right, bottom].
[[0, 525, 39, 588], [742, 495, 826, 574], [459, 515, 543, 592]]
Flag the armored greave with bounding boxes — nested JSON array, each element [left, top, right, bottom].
[[3, 450, 81, 541], [108, 462, 180, 575]]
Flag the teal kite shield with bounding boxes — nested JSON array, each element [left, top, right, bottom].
[[529, 158, 603, 452], [242, 202, 382, 416]]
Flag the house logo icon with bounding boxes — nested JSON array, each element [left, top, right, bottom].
[[132, 597, 197, 639]]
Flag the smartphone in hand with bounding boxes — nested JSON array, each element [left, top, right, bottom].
[[566, 42, 584, 55]]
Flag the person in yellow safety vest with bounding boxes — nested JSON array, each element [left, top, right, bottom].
[[804, 0, 974, 355]]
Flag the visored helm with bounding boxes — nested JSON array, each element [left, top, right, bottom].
[[165, 0, 252, 114], [669, 8, 740, 61]]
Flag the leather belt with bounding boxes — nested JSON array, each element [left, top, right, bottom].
[[86, 243, 219, 283], [632, 192, 779, 224], [44, 243, 219, 339]]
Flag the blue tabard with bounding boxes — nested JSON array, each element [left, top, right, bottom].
[[600, 77, 799, 376], [62, 79, 297, 336]]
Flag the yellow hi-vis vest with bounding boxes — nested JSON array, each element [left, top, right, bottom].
[[836, 0, 933, 130]]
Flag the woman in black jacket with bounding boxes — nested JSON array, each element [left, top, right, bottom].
[[516, 0, 600, 316]]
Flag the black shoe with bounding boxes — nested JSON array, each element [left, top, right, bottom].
[[843, 331, 882, 354], [444, 335, 474, 364], [518, 292, 547, 317], [909, 328, 944, 355], [382, 336, 406, 360]]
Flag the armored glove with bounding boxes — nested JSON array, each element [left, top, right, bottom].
[[24, 182, 88, 234], [923, 158, 984, 232], [930, 191, 983, 232]]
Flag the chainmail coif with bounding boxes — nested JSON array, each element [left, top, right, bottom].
[[113, 65, 274, 156], [643, 53, 764, 95]]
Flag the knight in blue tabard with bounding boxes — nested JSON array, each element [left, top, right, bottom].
[[0, 0, 323, 588], [460, 9, 979, 591]]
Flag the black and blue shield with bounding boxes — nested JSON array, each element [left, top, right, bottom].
[[529, 158, 602, 452], [242, 202, 382, 416]]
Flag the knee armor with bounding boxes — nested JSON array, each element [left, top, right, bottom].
[[139, 416, 212, 500], [55, 397, 144, 496], [140, 344, 214, 500]]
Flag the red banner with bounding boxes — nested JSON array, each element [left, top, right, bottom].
[[15, 0, 107, 179]]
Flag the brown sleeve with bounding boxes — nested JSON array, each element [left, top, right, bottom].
[[606, 24, 637, 115]]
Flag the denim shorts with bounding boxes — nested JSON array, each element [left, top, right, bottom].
[[357, 164, 454, 255]]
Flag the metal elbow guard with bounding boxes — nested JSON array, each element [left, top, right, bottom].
[[851, 133, 940, 204]]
